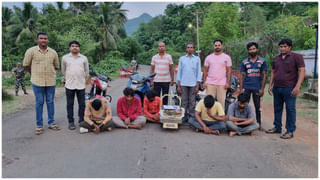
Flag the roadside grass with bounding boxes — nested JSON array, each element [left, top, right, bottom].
[[261, 87, 318, 123], [2, 96, 21, 115]]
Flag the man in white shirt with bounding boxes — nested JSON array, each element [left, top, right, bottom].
[[61, 40, 89, 130]]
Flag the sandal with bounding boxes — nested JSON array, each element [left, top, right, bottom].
[[48, 124, 61, 131], [68, 124, 76, 130], [265, 128, 281, 134], [35, 128, 44, 135], [280, 132, 294, 139]]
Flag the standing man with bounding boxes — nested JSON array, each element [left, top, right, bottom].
[[203, 39, 232, 110], [61, 40, 89, 130], [150, 42, 174, 105], [266, 39, 305, 139], [239, 42, 267, 130], [23, 32, 60, 135], [12, 62, 28, 96], [176, 42, 202, 121]]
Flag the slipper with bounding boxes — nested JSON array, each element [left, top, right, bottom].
[[35, 128, 44, 135], [280, 132, 294, 139], [265, 128, 281, 134], [48, 124, 61, 131]]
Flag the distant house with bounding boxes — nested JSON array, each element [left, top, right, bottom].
[[293, 49, 317, 77]]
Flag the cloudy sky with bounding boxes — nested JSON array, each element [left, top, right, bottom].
[[2, 1, 193, 19]]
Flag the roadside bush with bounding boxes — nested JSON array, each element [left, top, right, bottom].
[[2, 76, 16, 88], [2, 88, 14, 101], [93, 57, 129, 79]]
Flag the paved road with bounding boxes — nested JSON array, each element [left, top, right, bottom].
[[2, 65, 317, 178]]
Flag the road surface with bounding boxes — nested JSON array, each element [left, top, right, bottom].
[[2, 65, 318, 178]]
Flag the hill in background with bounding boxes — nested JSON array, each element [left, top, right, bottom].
[[125, 13, 153, 36]]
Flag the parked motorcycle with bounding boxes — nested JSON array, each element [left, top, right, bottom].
[[121, 66, 156, 105], [85, 70, 113, 102], [225, 75, 239, 113]]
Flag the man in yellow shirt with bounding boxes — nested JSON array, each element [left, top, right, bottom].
[[23, 32, 60, 135], [188, 95, 226, 135]]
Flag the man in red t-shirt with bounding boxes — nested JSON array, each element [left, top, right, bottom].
[[266, 39, 305, 139], [144, 89, 161, 123], [113, 88, 146, 129]]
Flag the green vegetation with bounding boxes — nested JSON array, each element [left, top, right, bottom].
[[262, 86, 318, 123], [2, 2, 318, 102], [2, 94, 21, 115]]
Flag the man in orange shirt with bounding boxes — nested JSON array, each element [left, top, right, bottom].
[[144, 89, 161, 123]]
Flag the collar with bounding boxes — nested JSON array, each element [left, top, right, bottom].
[[248, 56, 260, 63], [185, 54, 195, 58], [157, 53, 166, 57], [68, 53, 81, 58], [37, 46, 48, 52], [278, 52, 292, 58]]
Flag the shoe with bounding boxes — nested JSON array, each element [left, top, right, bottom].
[[24, 92, 28, 95], [15, 93, 18, 96], [68, 124, 76, 130], [79, 127, 89, 134]]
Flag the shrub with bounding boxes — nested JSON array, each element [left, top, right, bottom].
[[2, 88, 14, 101], [93, 57, 130, 79]]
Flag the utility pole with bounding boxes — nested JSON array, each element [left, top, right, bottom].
[[194, 10, 202, 58]]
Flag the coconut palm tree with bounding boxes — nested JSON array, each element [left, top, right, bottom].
[[6, 2, 39, 43], [2, 7, 12, 27], [97, 2, 127, 60], [69, 2, 96, 16]]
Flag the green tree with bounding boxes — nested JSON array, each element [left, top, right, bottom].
[[199, 2, 240, 57], [97, 2, 127, 60], [118, 37, 142, 61], [6, 3, 39, 43]]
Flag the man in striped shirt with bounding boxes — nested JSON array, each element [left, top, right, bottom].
[[150, 42, 174, 105]]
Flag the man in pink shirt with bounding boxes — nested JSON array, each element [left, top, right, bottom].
[[112, 87, 146, 129], [203, 39, 232, 110], [150, 42, 174, 105]]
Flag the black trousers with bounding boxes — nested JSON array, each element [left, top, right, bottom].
[[244, 89, 261, 125], [154, 82, 170, 105], [66, 88, 85, 124]]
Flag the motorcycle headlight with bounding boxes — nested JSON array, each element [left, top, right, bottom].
[[131, 84, 138, 90], [100, 81, 108, 90]]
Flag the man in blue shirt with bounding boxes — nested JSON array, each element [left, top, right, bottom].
[[177, 42, 202, 122], [239, 42, 267, 130]]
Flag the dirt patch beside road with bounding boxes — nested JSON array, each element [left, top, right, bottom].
[[3, 87, 66, 115]]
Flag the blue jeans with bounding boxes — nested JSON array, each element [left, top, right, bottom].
[[188, 117, 226, 131], [32, 84, 56, 128], [273, 87, 296, 133]]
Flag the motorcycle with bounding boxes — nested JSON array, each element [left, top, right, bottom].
[[85, 70, 113, 102], [121, 66, 156, 105], [225, 75, 239, 113]]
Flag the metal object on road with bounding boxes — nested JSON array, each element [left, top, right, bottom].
[[160, 94, 185, 129]]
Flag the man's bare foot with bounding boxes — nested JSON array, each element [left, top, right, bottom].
[[128, 124, 142, 129], [259, 126, 265, 131], [210, 130, 220, 135], [229, 131, 237, 137]]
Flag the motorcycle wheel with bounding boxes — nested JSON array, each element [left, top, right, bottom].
[[105, 95, 112, 103]]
